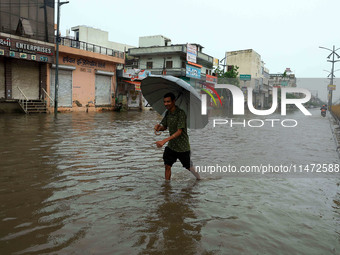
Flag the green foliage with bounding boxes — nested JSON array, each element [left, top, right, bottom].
[[285, 93, 298, 99], [214, 65, 240, 87], [215, 65, 239, 78]]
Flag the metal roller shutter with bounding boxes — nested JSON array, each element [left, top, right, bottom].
[[95, 74, 111, 105], [50, 69, 73, 107], [12, 60, 39, 100]]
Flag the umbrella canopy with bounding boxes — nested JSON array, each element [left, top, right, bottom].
[[141, 75, 208, 129]]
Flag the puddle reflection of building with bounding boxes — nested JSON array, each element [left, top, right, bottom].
[[138, 181, 204, 255]]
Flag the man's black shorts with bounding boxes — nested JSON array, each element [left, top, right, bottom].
[[163, 146, 193, 170]]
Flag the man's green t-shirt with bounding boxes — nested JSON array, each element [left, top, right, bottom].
[[160, 106, 190, 152]]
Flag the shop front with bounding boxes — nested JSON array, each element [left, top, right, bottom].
[[0, 33, 54, 112], [48, 45, 122, 112], [117, 68, 150, 110]]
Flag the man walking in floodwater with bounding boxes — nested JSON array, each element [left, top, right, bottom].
[[154, 92, 201, 181]]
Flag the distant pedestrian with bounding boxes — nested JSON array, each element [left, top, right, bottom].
[[154, 92, 201, 181]]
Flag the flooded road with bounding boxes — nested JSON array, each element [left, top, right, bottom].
[[0, 109, 339, 254]]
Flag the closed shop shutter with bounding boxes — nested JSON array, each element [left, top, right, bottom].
[[95, 74, 111, 105], [50, 69, 73, 107], [12, 60, 39, 100], [0, 59, 4, 99]]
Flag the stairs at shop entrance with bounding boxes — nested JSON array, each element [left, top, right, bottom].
[[18, 99, 47, 114]]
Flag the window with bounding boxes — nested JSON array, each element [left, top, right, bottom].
[[166, 61, 173, 69], [146, 61, 153, 69], [74, 30, 79, 41]]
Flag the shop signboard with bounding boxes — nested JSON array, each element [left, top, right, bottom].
[[240, 74, 251, 81], [0, 36, 54, 63], [213, 58, 219, 68], [128, 90, 140, 108], [328, 84, 336, 91], [206, 74, 217, 85], [186, 64, 201, 79], [122, 68, 151, 80], [186, 44, 197, 63]]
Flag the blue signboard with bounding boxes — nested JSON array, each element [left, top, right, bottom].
[[186, 65, 201, 79]]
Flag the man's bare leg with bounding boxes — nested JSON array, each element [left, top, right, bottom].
[[188, 166, 201, 180], [165, 165, 171, 180]]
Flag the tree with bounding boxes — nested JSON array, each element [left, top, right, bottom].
[[215, 65, 239, 80], [214, 65, 240, 109]]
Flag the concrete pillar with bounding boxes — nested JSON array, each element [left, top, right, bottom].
[[4, 59, 12, 99]]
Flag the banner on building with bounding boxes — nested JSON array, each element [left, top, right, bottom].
[[186, 64, 201, 79], [135, 83, 141, 91], [128, 90, 140, 108], [122, 69, 151, 80], [213, 58, 219, 68], [206, 74, 217, 84], [186, 44, 197, 63]]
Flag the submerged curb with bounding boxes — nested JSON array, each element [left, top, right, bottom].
[[329, 111, 340, 158]]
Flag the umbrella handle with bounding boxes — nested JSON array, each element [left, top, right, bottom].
[[155, 130, 162, 136]]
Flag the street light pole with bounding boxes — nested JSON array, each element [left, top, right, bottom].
[[54, 0, 69, 117], [319, 45, 340, 109]]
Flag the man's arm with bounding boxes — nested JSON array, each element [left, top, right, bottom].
[[156, 129, 182, 148], [154, 124, 167, 132]]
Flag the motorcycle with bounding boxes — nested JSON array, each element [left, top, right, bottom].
[[321, 109, 326, 117]]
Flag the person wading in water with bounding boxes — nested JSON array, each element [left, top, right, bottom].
[[154, 92, 201, 181]]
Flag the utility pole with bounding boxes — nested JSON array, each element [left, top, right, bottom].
[[220, 56, 226, 73], [319, 45, 340, 110], [54, 0, 69, 117]]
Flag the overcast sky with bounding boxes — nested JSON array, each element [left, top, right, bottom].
[[58, 0, 340, 101]]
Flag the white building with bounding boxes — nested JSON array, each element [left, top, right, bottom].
[[117, 35, 217, 110], [67, 25, 135, 53], [128, 35, 216, 87]]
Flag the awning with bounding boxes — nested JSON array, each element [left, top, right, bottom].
[[95, 70, 115, 76], [187, 61, 202, 68], [51, 64, 76, 70], [125, 80, 141, 85], [124, 80, 141, 91]]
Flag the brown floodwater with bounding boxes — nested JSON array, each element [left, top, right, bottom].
[[0, 109, 339, 254]]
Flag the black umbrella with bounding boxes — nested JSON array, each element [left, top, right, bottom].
[[141, 75, 208, 129]]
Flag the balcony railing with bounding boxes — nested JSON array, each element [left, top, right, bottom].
[[58, 37, 125, 59]]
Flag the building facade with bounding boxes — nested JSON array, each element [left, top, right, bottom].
[[48, 26, 126, 112], [226, 49, 270, 108], [269, 68, 297, 88], [0, 0, 55, 113], [70, 25, 135, 53], [129, 35, 215, 80], [121, 35, 216, 109]]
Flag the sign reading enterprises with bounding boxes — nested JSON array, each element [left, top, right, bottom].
[[0, 36, 54, 63]]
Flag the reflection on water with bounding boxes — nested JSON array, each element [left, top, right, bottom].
[[137, 182, 203, 255], [0, 110, 339, 254]]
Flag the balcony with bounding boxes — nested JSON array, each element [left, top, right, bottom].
[[128, 44, 214, 68], [58, 37, 124, 59]]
